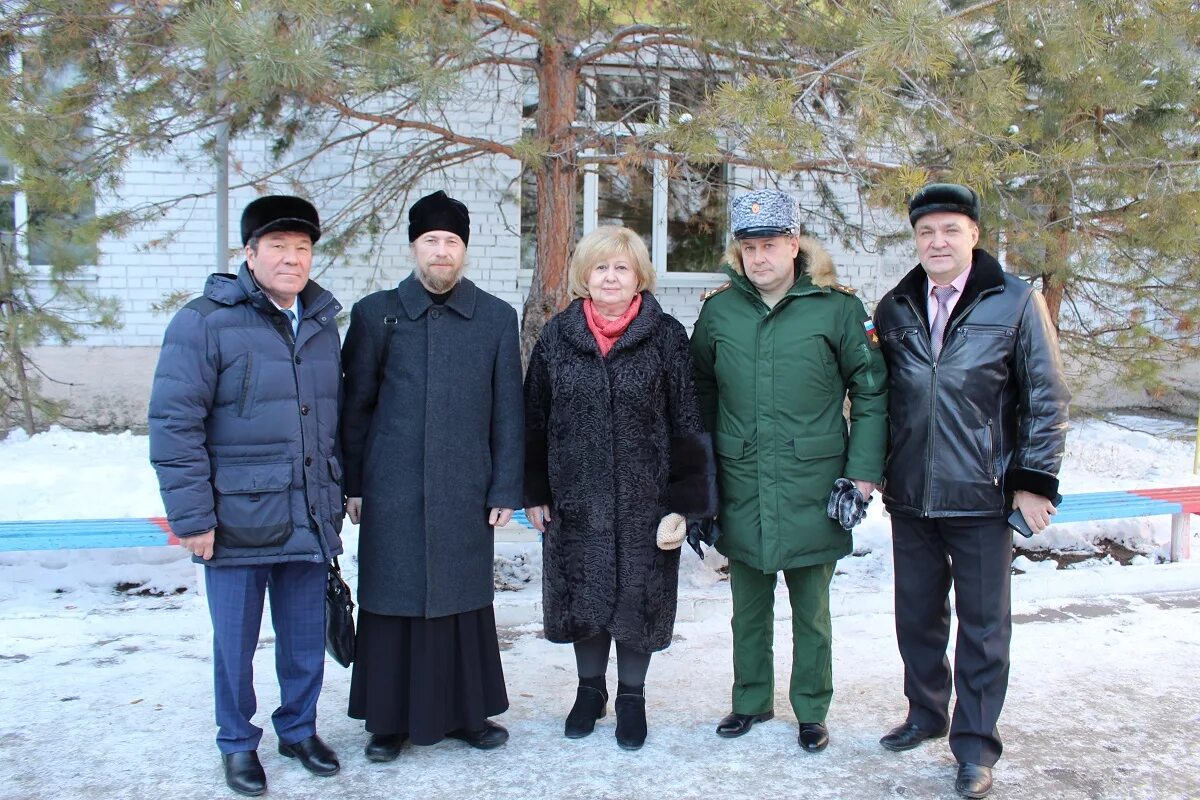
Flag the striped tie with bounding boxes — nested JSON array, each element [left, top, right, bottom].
[[929, 286, 957, 360], [284, 308, 298, 337]]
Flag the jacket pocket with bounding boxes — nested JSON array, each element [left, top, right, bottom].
[[714, 431, 745, 460], [792, 432, 846, 461], [213, 461, 293, 548], [789, 432, 848, 503], [326, 456, 346, 533]]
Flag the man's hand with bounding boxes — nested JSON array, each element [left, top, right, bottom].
[[524, 505, 551, 533], [347, 497, 363, 524], [181, 529, 216, 560], [1012, 490, 1056, 534], [852, 480, 877, 500], [489, 507, 514, 527]]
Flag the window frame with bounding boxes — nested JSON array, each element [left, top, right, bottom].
[[520, 67, 730, 281]]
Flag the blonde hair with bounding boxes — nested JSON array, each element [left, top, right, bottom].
[[567, 226, 657, 300]]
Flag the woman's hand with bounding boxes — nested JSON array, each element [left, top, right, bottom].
[[524, 505, 551, 532]]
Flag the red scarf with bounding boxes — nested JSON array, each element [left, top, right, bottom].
[[583, 294, 642, 357]]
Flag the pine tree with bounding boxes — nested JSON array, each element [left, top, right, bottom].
[[850, 0, 1200, 392], [4, 0, 1197, 398], [0, 18, 132, 434]]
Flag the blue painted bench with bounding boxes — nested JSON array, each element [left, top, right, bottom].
[[1051, 487, 1199, 562], [1, 491, 1192, 558], [0, 512, 539, 552]]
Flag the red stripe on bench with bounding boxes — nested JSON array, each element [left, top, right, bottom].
[[149, 516, 181, 545], [1131, 487, 1200, 513]]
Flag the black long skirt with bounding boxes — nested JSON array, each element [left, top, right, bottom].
[[347, 606, 509, 745]]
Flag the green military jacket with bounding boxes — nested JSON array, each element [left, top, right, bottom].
[[690, 238, 888, 572]]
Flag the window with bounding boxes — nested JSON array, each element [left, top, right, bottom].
[[595, 139, 654, 250], [25, 185, 98, 268], [0, 59, 98, 269], [666, 160, 729, 273], [593, 74, 659, 124], [520, 71, 730, 276], [0, 155, 15, 253]]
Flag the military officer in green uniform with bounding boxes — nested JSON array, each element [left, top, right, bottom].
[[691, 188, 888, 753]]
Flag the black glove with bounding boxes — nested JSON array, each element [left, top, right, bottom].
[[685, 517, 721, 559], [827, 478, 870, 531]]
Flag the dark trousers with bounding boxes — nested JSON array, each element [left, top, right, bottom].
[[205, 560, 327, 754], [891, 514, 1013, 766], [728, 558, 836, 722]]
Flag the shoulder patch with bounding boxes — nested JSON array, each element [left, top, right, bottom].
[[863, 318, 881, 349], [832, 283, 857, 295], [701, 282, 732, 302]]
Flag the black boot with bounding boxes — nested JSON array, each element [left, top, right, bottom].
[[614, 683, 647, 751], [565, 676, 608, 739]]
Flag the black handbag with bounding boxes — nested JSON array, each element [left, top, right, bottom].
[[325, 557, 356, 667]]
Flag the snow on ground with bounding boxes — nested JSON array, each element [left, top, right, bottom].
[[0, 417, 1199, 799]]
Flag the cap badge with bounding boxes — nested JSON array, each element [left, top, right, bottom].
[[751, 203, 761, 214]]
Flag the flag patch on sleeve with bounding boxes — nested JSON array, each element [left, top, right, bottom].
[[863, 319, 880, 348]]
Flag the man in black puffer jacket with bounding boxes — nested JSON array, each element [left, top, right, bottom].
[[149, 196, 345, 797], [873, 184, 1069, 800]]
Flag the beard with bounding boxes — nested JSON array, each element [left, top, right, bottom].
[[416, 253, 467, 293]]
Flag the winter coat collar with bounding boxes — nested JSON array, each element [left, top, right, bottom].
[[559, 291, 664, 357], [204, 263, 340, 320], [891, 248, 1005, 328], [396, 271, 477, 320]]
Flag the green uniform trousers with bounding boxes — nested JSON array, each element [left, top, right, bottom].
[[728, 558, 836, 722]]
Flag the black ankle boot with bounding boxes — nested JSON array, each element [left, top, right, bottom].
[[614, 683, 646, 750], [565, 676, 608, 739]]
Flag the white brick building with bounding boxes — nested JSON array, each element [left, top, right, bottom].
[[11, 68, 953, 430]]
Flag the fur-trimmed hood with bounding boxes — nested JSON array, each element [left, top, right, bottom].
[[723, 235, 838, 288]]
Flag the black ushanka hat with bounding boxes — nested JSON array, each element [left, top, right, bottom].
[[240, 195, 321, 245], [908, 183, 981, 227]]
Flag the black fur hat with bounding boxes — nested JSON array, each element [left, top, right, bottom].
[[408, 190, 470, 245], [240, 195, 321, 246], [908, 183, 981, 227]]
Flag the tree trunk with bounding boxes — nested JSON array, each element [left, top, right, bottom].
[[0, 247, 37, 435], [519, 7, 579, 364], [1042, 205, 1069, 330]]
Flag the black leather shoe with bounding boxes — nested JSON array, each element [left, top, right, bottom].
[[715, 711, 774, 738], [956, 762, 993, 798], [364, 733, 406, 763], [278, 734, 340, 776], [879, 721, 948, 752], [614, 691, 647, 751], [565, 682, 608, 739], [222, 751, 266, 797], [797, 722, 829, 753], [447, 720, 509, 750]]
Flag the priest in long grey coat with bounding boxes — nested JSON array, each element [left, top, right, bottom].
[[340, 191, 523, 760]]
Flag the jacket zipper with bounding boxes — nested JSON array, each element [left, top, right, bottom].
[[238, 352, 254, 417], [923, 361, 937, 515], [987, 418, 998, 486], [900, 289, 996, 515]]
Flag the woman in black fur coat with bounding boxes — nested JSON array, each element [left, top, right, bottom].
[[523, 226, 717, 750]]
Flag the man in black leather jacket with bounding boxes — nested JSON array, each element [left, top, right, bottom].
[[873, 184, 1069, 799]]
